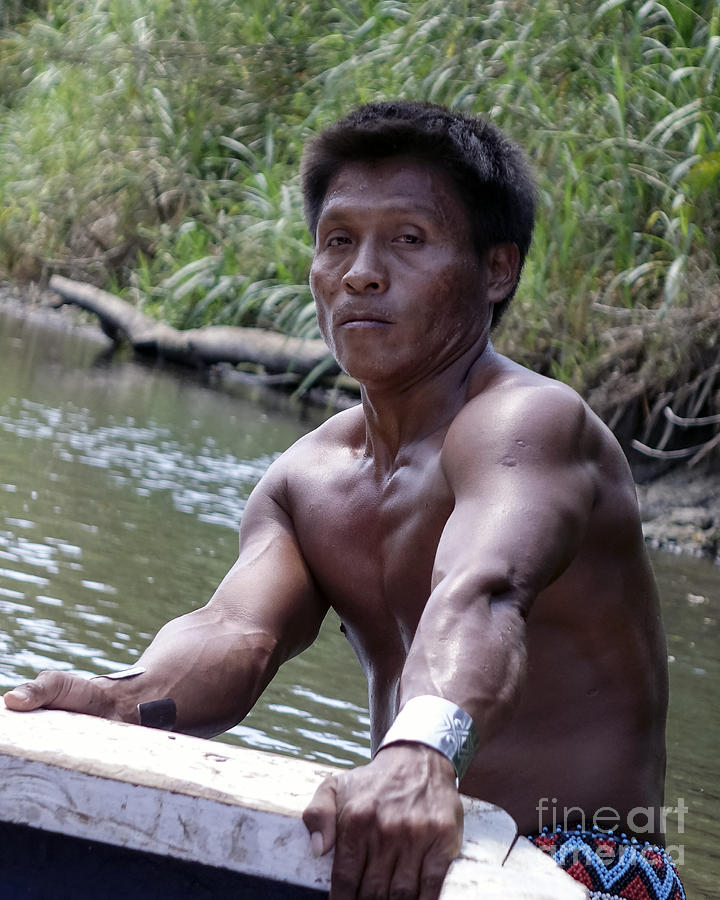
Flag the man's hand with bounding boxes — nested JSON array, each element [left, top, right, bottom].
[[3, 671, 124, 720], [303, 743, 463, 900]]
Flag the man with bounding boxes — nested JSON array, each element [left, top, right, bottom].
[[4, 102, 684, 900]]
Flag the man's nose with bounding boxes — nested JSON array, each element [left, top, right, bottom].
[[341, 243, 388, 294]]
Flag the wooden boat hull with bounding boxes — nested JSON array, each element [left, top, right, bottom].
[[0, 706, 586, 898]]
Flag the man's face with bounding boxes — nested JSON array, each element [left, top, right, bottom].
[[309, 157, 492, 387]]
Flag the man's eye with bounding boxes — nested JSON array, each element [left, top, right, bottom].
[[396, 234, 421, 244], [326, 235, 351, 247]]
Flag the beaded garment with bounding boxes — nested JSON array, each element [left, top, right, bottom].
[[529, 828, 686, 900]]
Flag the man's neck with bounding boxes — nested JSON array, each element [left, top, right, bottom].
[[358, 339, 499, 473]]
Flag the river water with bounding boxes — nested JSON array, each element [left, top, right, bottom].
[[0, 301, 717, 897]]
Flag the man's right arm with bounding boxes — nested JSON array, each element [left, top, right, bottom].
[[3, 462, 328, 736]]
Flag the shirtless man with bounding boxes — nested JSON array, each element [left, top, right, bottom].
[[4, 102, 681, 900]]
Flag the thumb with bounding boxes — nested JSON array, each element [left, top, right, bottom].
[[302, 775, 339, 857], [3, 670, 110, 717]]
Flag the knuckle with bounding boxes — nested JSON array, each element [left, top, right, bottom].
[[30, 671, 60, 698], [405, 814, 431, 835], [429, 809, 461, 839], [374, 808, 399, 834], [402, 818, 445, 847], [38, 669, 66, 687], [301, 806, 319, 829], [51, 675, 82, 707], [340, 800, 375, 829], [304, 776, 337, 812]]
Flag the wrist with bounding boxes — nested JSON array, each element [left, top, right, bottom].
[[91, 666, 146, 724], [376, 695, 479, 784], [93, 667, 177, 730]]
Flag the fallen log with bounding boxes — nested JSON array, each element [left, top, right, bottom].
[[48, 275, 339, 378]]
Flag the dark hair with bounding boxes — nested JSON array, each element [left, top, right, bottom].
[[301, 100, 536, 325]]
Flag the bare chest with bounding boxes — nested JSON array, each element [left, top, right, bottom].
[[289, 447, 455, 646]]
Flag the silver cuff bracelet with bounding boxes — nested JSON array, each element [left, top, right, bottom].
[[377, 695, 479, 782]]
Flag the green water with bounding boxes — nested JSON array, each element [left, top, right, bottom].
[[0, 303, 716, 896], [655, 551, 719, 898]]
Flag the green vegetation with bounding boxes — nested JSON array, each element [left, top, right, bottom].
[[1, 0, 718, 422]]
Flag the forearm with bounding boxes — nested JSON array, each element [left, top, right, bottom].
[[398, 576, 528, 744], [94, 604, 283, 736], [100, 499, 325, 735], [5, 470, 328, 731]]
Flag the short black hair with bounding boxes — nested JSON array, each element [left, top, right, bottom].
[[301, 100, 536, 326]]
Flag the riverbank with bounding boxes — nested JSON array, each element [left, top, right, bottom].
[[637, 467, 720, 564], [2, 285, 717, 563]]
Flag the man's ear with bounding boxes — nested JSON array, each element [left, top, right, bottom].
[[485, 243, 520, 304]]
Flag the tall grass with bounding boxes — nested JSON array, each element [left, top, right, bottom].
[[0, 0, 718, 392]]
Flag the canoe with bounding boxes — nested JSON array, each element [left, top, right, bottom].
[[0, 705, 585, 899]]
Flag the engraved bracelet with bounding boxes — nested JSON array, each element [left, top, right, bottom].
[[377, 695, 479, 782]]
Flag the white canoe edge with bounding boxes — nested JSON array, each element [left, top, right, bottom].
[[0, 706, 586, 898]]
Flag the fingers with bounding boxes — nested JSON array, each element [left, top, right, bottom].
[[417, 845, 455, 900], [3, 670, 111, 717], [374, 824, 457, 900], [303, 775, 339, 857], [331, 797, 459, 900], [304, 749, 463, 900], [363, 845, 416, 900], [329, 826, 369, 900], [328, 822, 456, 900]]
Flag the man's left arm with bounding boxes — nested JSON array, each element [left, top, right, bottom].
[[400, 384, 598, 738], [304, 385, 599, 900]]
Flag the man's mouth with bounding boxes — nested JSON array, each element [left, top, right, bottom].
[[341, 317, 391, 328], [335, 306, 394, 328]]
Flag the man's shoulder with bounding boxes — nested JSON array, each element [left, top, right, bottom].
[[457, 357, 592, 437], [251, 405, 364, 513], [445, 355, 619, 471], [442, 357, 641, 532], [472, 353, 581, 402], [270, 405, 365, 475]]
